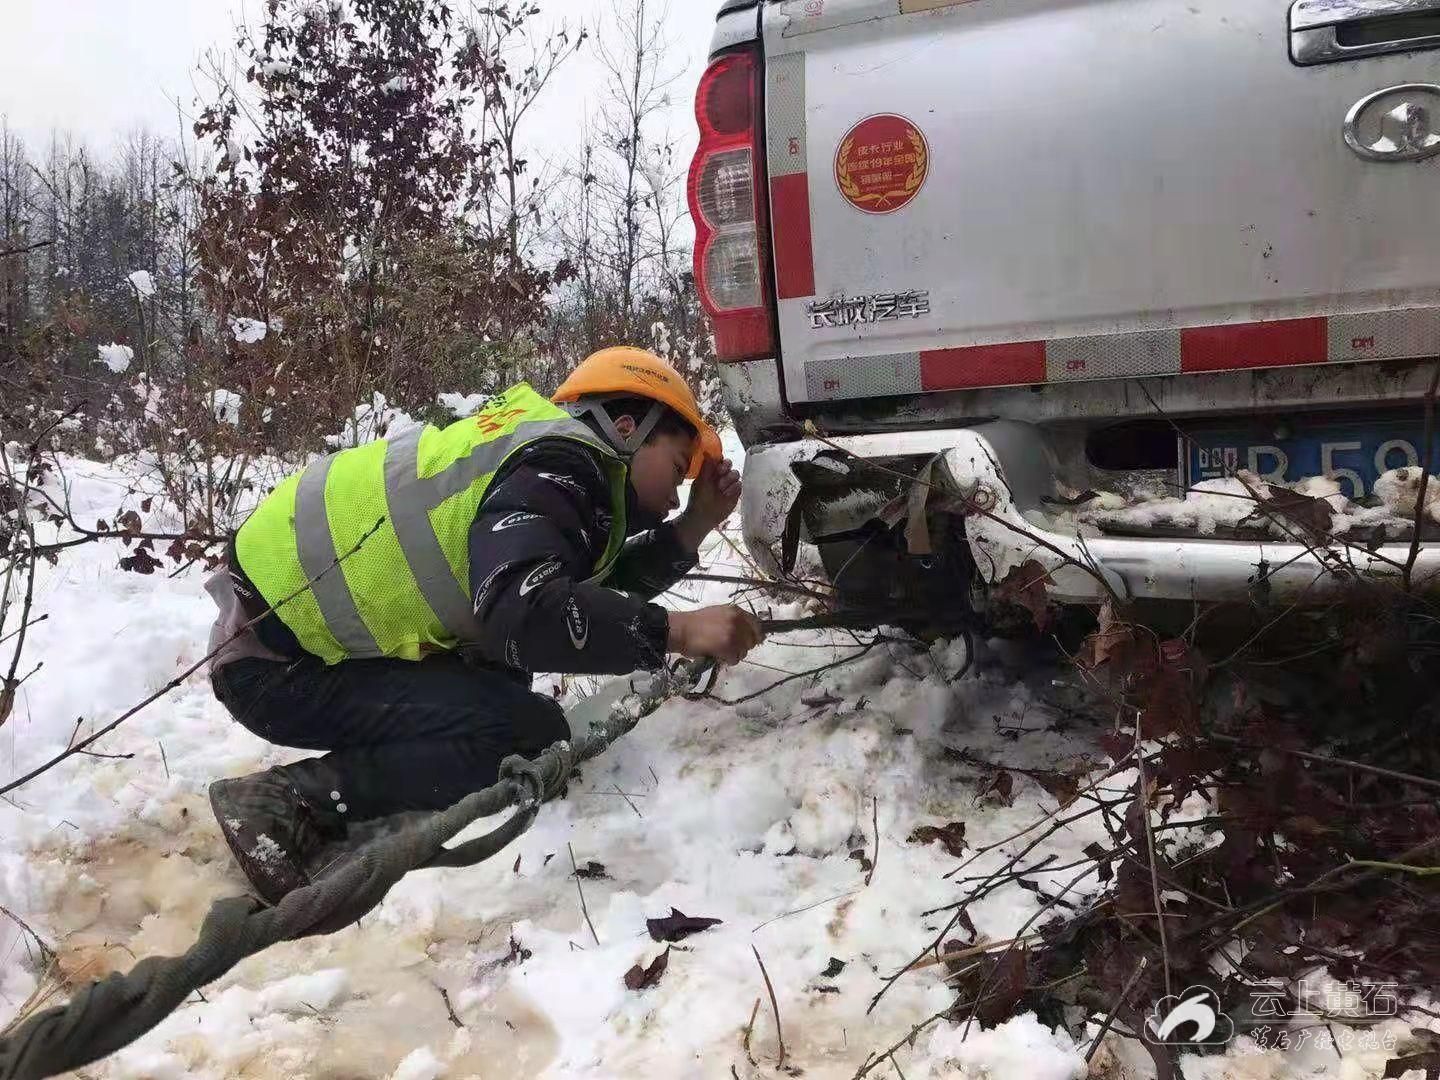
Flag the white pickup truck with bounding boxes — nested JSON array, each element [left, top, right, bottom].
[[688, 0, 1440, 616]]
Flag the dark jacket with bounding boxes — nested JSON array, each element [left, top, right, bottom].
[[465, 439, 694, 676]]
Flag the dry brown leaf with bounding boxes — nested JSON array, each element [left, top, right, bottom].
[[623, 947, 670, 991], [992, 560, 1058, 632], [908, 822, 967, 858]]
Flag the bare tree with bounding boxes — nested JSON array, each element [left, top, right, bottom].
[[0, 122, 36, 375], [549, 0, 685, 347], [536, 0, 715, 413], [465, 2, 585, 267], [593, 0, 683, 338]]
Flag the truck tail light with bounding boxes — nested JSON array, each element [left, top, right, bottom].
[[687, 47, 776, 362]]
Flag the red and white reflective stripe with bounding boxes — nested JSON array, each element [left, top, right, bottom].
[[767, 53, 815, 301], [923, 342, 1046, 390], [801, 308, 1440, 401]]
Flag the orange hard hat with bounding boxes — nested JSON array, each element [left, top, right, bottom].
[[552, 346, 722, 479]]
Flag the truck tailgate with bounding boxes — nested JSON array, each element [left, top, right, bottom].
[[763, 0, 1440, 405]]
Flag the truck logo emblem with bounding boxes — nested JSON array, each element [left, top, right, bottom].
[[806, 290, 930, 329], [835, 114, 929, 213], [1344, 84, 1440, 163]]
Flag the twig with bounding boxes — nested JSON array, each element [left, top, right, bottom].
[[0, 904, 54, 964], [1207, 572, 1332, 669], [568, 842, 600, 946], [21, 489, 226, 551], [435, 984, 463, 1029], [752, 944, 786, 1069], [159, 741, 170, 780], [0, 444, 41, 731], [613, 783, 643, 818], [865, 795, 879, 887], [903, 933, 1044, 973], [0, 239, 53, 259], [1208, 733, 1440, 794], [1134, 731, 1172, 998], [707, 639, 880, 707], [0, 516, 386, 797], [863, 972, 1091, 1080], [742, 996, 760, 1066], [943, 753, 1136, 880], [940, 852, 1062, 892], [1191, 835, 1440, 946], [0, 613, 46, 649], [1085, 956, 1149, 1063], [576, 790, 648, 800], [686, 573, 835, 604], [1343, 858, 1440, 876], [752, 890, 858, 933], [853, 1006, 953, 1078], [868, 787, 1126, 1017]]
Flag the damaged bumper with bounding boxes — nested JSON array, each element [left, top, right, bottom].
[[741, 422, 1440, 605]]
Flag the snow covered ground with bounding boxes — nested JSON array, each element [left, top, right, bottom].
[[0, 437, 1431, 1079]]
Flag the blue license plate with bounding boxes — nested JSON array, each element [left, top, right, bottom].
[[1185, 417, 1440, 502]]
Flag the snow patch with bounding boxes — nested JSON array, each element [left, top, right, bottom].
[[96, 343, 134, 373], [209, 388, 242, 426], [1374, 465, 1440, 521], [230, 316, 268, 344], [249, 833, 284, 865], [388, 1046, 441, 1080], [917, 1012, 1086, 1079], [126, 270, 155, 298], [437, 391, 487, 418], [326, 392, 419, 446], [256, 969, 351, 1015], [1086, 475, 1269, 536]]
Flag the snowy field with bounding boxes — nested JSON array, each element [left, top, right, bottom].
[[0, 437, 1431, 1079]]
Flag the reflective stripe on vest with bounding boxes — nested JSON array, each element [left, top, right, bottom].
[[383, 417, 603, 644], [294, 453, 381, 655]]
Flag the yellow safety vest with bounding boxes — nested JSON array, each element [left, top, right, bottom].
[[235, 384, 629, 664]]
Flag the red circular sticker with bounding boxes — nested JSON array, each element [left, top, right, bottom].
[[834, 114, 929, 215]]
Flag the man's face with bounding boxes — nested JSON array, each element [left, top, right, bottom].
[[619, 420, 695, 520]]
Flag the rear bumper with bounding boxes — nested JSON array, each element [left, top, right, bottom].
[[742, 423, 1440, 604]]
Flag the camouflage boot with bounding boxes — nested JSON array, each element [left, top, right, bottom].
[[209, 765, 346, 905]]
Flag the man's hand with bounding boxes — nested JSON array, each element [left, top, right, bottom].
[[674, 457, 741, 552], [667, 605, 764, 665]]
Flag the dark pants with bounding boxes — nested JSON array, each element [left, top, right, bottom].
[[212, 653, 571, 822]]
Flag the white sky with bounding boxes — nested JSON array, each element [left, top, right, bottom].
[[0, 0, 720, 167]]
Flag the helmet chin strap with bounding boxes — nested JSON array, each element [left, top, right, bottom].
[[560, 397, 665, 459]]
